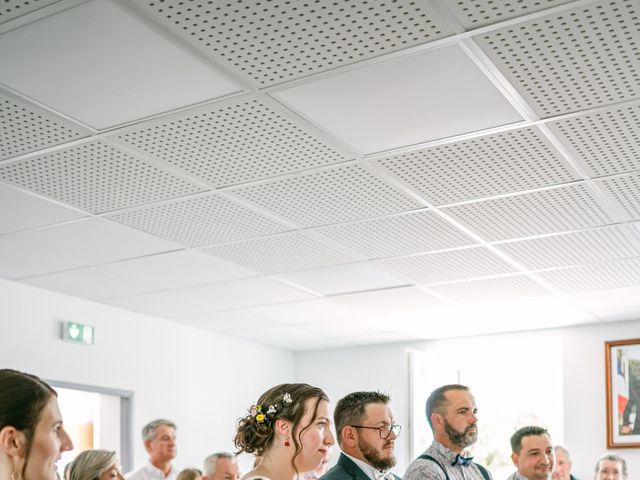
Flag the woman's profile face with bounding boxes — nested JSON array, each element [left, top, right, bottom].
[[23, 395, 73, 480], [99, 463, 125, 480], [294, 399, 334, 473]]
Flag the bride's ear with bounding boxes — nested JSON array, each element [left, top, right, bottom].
[[0, 426, 26, 458], [274, 418, 291, 439]]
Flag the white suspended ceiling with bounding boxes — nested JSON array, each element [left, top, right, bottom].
[[1, 0, 640, 351]]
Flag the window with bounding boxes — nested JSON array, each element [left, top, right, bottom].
[[408, 335, 563, 478]]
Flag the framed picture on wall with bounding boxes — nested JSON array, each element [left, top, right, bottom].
[[606, 339, 640, 448]]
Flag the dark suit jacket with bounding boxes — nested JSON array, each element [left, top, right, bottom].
[[319, 453, 400, 480]]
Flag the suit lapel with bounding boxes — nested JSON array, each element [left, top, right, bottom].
[[337, 454, 372, 480]]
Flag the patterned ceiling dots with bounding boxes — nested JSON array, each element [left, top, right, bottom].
[[134, 0, 455, 85]]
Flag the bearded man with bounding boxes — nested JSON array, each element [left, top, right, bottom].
[[404, 385, 491, 480], [320, 391, 401, 480]]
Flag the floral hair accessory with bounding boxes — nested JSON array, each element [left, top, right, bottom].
[[250, 392, 293, 425]]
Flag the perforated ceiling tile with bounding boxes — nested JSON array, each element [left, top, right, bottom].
[[428, 274, 551, 303], [548, 103, 640, 177], [446, 0, 574, 29], [496, 225, 640, 270], [107, 193, 290, 247], [229, 163, 422, 227], [376, 246, 518, 285], [443, 183, 617, 241], [0, 90, 89, 160], [115, 99, 348, 188], [200, 232, 356, 274], [315, 210, 475, 259], [537, 257, 640, 293], [0, 141, 203, 213], [0, 0, 61, 24], [598, 173, 640, 220], [376, 127, 579, 205], [474, 0, 640, 117], [136, 0, 454, 86]]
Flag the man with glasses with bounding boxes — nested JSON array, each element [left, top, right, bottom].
[[320, 391, 401, 480], [404, 384, 491, 480]]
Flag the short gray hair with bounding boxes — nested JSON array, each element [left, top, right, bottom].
[[69, 450, 117, 480], [203, 452, 235, 476], [142, 419, 176, 442], [554, 446, 571, 460], [595, 454, 627, 479]]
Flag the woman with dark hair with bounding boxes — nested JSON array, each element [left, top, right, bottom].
[[0, 368, 74, 480], [234, 383, 334, 480], [68, 450, 123, 480]]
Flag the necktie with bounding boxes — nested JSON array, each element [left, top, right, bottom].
[[452, 453, 474, 467], [374, 471, 395, 480]]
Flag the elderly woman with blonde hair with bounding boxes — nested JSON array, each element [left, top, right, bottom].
[[68, 450, 124, 480]]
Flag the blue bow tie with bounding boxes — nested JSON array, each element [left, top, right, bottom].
[[452, 454, 474, 466]]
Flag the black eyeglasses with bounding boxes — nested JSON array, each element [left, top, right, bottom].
[[350, 424, 401, 439]]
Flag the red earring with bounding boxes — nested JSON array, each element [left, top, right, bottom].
[[285, 439, 291, 447]]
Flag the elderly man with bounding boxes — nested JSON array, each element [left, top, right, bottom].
[[594, 455, 627, 480], [552, 446, 577, 480], [507, 426, 554, 480], [203, 453, 238, 480], [320, 391, 401, 480], [404, 384, 491, 480], [126, 419, 178, 480]]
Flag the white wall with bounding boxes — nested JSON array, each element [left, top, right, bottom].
[[0, 279, 295, 473], [295, 319, 640, 480]]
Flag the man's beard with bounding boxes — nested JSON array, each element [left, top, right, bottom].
[[358, 437, 396, 471], [444, 419, 477, 448]]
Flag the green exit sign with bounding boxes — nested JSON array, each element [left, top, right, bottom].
[[61, 321, 95, 345]]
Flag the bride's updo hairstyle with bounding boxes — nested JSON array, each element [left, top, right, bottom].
[[234, 383, 328, 462]]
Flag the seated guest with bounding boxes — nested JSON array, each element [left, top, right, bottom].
[[69, 450, 124, 480], [234, 383, 334, 480], [594, 455, 627, 480], [508, 426, 554, 480], [552, 446, 577, 480], [0, 369, 74, 480], [126, 419, 178, 480], [177, 469, 202, 480], [203, 453, 237, 480]]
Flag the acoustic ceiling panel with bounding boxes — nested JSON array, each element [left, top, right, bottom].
[[597, 173, 640, 220], [473, 0, 640, 117], [115, 98, 348, 188], [229, 163, 422, 227], [444, 183, 617, 241], [315, 210, 475, 259], [445, 0, 574, 29], [107, 193, 290, 247], [0, 89, 89, 161], [537, 257, 640, 293], [0, 140, 203, 213], [0, 0, 61, 24], [548, 102, 640, 178], [135, 0, 454, 86], [200, 232, 356, 274], [0, 183, 87, 235], [428, 274, 551, 303], [496, 225, 640, 270], [375, 127, 579, 205], [0, 0, 242, 129], [0, 217, 179, 279], [376, 246, 518, 285], [273, 44, 523, 154]]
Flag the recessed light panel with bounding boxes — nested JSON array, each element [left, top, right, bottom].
[[274, 262, 409, 296], [0, 0, 241, 128], [273, 45, 522, 154]]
